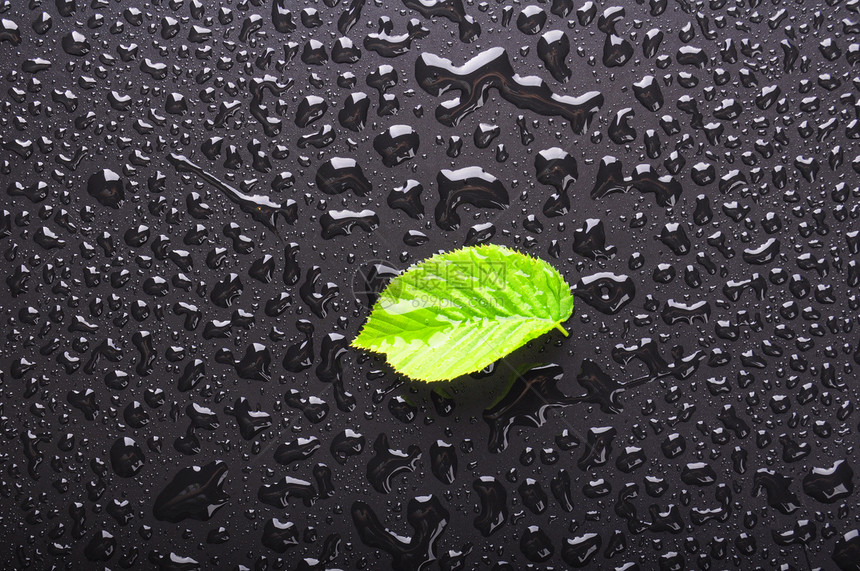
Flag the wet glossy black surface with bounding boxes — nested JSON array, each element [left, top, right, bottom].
[[1, 0, 859, 569]]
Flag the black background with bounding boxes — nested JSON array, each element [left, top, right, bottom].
[[1, 0, 858, 569]]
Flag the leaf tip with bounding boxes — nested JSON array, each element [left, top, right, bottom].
[[350, 330, 370, 351]]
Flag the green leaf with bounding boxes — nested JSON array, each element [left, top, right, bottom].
[[351, 244, 574, 382]]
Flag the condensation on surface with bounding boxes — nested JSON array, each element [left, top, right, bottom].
[[0, 0, 859, 569]]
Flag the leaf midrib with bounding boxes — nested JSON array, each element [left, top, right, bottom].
[[359, 313, 563, 345]]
